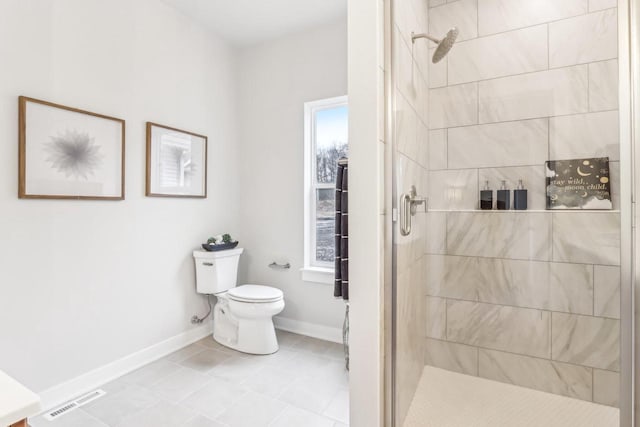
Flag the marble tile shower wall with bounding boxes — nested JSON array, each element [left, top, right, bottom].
[[422, 0, 621, 408]]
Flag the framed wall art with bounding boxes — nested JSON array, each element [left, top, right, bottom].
[[545, 157, 612, 210], [146, 122, 207, 198], [18, 96, 125, 200]]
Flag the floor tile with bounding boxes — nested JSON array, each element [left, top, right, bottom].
[[149, 368, 212, 402], [278, 376, 342, 414], [323, 342, 347, 361], [180, 376, 249, 420], [208, 356, 265, 382], [270, 405, 335, 427], [178, 349, 233, 373], [115, 401, 196, 427], [275, 330, 304, 349], [82, 384, 159, 426], [239, 365, 298, 398], [196, 336, 241, 355], [181, 415, 227, 427], [292, 336, 333, 355], [215, 391, 286, 427], [36, 332, 349, 427], [29, 409, 108, 427], [166, 343, 208, 362], [120, 359, 182, 388], [323, 389, 350, 424]]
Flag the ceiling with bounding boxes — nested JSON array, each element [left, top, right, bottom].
[[162, 0, 347, 46]]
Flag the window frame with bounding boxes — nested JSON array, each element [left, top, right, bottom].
[[302, 95, 348, 283]]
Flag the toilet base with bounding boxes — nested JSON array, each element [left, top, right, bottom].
[[212, 296, 284, 355], [213, 319, 279, 355]]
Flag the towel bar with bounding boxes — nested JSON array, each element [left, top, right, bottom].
[[269, 262, 291, 270]]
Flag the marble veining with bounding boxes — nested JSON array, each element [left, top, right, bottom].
[[594, 265, 621, 319], [589, 0, 618, 12], [552, 312, 620, 371], [448, 119, 548, 169], [425, 338, 478, 376], [552, 213, 621, 266], [593, 369, 620, 407], [549, 9, 618, 68], [447, 212, 552, 261], [429, 82, 478, 129], [478, 349, 593, 401], [549, 110, 619, 161], [428, 169, 478, 210], [589, 59, 619, 112], [448, 25, 548, 85], [428, 129, 447, 170], [426, 297, 447, 339], [477, 0, 588, 36], [479, 66, 588, 123], [426, 254, 480, 300], [429, 0, 478, 42], [446, 300, 551, 358]]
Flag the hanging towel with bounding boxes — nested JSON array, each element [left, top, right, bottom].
[[334, 158, 349, 300]]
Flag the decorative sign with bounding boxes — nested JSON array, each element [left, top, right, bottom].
[[545, 157, 612, 210]]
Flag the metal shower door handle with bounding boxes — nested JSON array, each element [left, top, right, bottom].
[[400, 185, 427, 236]]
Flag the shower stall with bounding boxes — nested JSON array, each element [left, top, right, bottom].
[[386, 0, 635, 425]]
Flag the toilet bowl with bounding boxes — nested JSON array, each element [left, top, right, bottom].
[[193, 249, 285, 355], [214, 284, 284, 354]]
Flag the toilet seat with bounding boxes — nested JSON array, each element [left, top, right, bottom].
[[227, 284, 283, 303]]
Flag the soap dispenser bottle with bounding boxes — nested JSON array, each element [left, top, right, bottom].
[[497, 180, 510, 210], [514, 179, 528, 210], [480, 180, 493, 210]]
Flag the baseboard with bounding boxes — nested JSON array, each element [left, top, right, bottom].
[[37, 323, 213, 413], [274, 316, 343, 344]]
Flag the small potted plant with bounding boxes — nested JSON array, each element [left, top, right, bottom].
[[202, 233, 238, 251]]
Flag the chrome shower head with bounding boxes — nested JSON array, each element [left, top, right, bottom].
[[411, 27, 459, 63]]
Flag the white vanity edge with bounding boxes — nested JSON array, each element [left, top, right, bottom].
[[0, 370, 41, 426]]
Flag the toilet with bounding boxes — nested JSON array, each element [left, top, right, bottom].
[[193, 248, 284, 354]]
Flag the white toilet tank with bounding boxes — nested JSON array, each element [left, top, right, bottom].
[[193, 248, 244, 294]]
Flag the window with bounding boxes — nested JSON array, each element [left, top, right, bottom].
[[303, 96, 348, 283]]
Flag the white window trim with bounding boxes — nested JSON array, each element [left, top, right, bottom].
[[302, 95, 348, 285]]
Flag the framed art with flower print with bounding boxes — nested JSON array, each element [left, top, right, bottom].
[[145, 122, 207, 198], [18, 96, 125, 200]]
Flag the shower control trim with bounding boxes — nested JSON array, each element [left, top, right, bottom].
[[400, 185, 428, 236]]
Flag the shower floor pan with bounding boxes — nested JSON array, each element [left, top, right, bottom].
[[404, 366, 618, 427]]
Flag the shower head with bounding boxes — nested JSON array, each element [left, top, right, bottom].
[[411, 27, 459, 63]]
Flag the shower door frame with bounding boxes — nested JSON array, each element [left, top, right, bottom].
[[383, 0, 639, 426]]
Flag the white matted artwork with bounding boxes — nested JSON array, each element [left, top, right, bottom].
[[146, 122, 207, 198], [19, 96, 125, 200]]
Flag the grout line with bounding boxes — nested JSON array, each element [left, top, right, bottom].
[[435, 58, 617, 95], [426, 287, 622, 321], [428, 108, 619, 132], [425, 337, 619, 375], [428, 159, 620, 173], [426, 243, 621, 267]]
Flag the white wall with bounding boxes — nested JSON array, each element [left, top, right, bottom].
[[236, 20, 348, 332], [0, 0, 239, 393]]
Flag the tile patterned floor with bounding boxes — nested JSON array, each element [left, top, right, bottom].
[[30, 331, 349, 427]]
